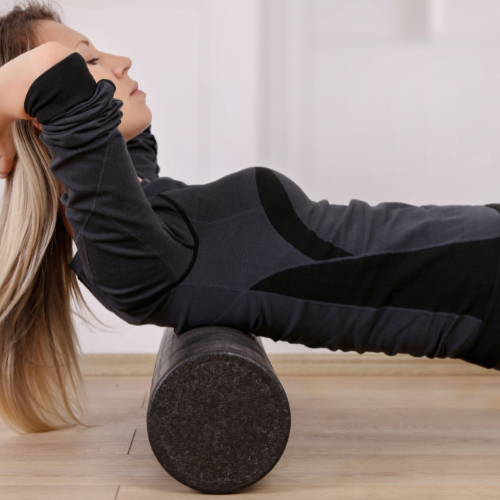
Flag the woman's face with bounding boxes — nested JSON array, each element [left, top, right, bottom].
[[34, 20, 152, 141]]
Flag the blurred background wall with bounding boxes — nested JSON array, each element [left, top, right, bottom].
[[3, 0, 500, 354]]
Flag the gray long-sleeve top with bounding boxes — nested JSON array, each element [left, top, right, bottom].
[[23, 52, 500, 370]]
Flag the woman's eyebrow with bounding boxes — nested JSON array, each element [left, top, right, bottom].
[[74, 39, 90, 48]]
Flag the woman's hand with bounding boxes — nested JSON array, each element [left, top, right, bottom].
[[0, 41, 73, 178]]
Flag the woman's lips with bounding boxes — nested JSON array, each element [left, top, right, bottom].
[[130, 82, 145, 96]]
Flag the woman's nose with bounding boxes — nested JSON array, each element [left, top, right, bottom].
[[111, 55, 132, 79]]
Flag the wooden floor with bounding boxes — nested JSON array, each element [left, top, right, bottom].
[[1, 375, 500, 499]]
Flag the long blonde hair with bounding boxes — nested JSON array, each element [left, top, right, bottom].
[[0, 0, 95, 433]]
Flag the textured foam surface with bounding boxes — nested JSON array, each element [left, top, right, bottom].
[[147, 327, 291, 494]]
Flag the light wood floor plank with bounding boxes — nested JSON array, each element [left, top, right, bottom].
[[0, 426, 136, 456], [0, 486, 118, 500], [82, 353, 500, 376], [115, 485, 500, 500], [3, 454, 500, 487], [1, 375, 500, 498]]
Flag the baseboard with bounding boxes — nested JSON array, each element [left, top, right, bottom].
[[81, 352, 500, 376]]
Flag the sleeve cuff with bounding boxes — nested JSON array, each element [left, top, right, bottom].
[[24, 51, 109, 124]]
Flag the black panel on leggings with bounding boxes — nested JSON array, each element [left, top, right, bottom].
[[251, 236, 500, 319]]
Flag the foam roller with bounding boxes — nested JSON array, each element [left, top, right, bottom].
[[146, 326, 291, 494]]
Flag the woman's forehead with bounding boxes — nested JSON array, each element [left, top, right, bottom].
[[36, 20, 91, 50]]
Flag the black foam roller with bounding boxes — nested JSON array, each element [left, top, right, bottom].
[[147, 326, 291, 494]]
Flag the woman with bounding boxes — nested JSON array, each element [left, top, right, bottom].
[[2, 0, 500, 434]]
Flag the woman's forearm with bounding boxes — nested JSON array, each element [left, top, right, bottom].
[[0, 42, 72, 127], [0, 42, 73, 178], [0, 42, 58, 181]]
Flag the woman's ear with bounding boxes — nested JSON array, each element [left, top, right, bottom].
[[32, 118, 42, 133]]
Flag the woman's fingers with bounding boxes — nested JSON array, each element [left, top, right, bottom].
[[0, 125, 15, 179]]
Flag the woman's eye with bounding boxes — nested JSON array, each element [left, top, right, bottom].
[[87, 57, 100, 65]]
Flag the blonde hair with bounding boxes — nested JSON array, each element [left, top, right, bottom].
[[0, 0, 96, 433]]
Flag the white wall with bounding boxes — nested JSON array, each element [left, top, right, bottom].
[[261, 0, 500, 207], [2, 0, 500, 354]]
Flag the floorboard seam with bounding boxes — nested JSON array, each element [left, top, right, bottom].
[[141, 391, 149, 409], [127, 429, 137, 455]]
